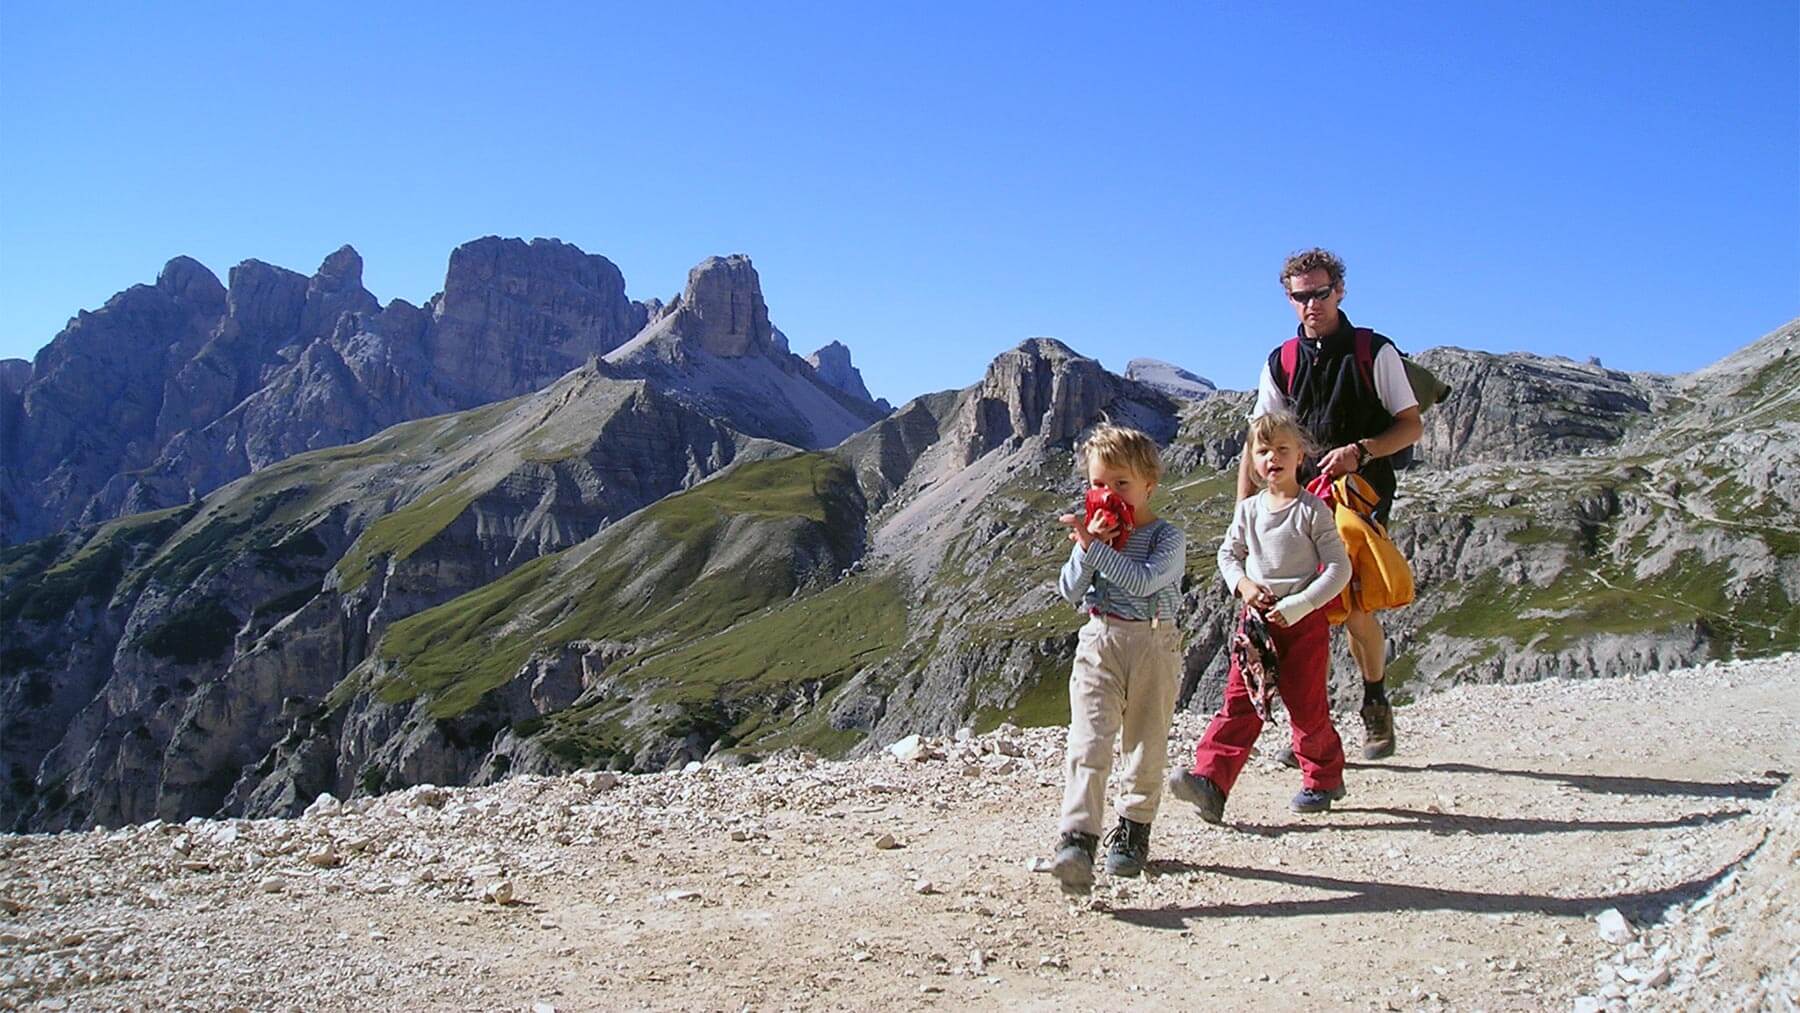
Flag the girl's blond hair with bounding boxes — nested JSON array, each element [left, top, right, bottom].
[[1080, 424, 1162, 483], [1246, 411, 1316, 486]]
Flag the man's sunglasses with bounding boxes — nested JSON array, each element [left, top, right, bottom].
[[1286, 285, 1335, 305]]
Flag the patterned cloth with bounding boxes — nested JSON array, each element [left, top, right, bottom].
[[1231, 607, 1281, 721]]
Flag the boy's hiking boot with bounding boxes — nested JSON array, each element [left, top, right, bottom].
[[1103, 817, 1152, 878], [1050, 831, 1098, 895], [1274, 744, 1300, 769], [1290, 785, 1347, 814], [1360, 701, 1396, 759], [1166, 769, 1226, 825]]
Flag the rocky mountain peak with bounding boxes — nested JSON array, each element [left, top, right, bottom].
[[972, 338, 1116, 447], [311, 245, 365, 292], [226, 260, 311, 337], [428, 236, 646, 403], [155, 256, 227, 308], [1126, 357, 1217, 400], [666, 254, 773, 359], [806, 340, 878, 404]]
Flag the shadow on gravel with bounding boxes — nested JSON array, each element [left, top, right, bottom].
[[1115, 834, 1769, 929], [1343, 762, 1791, 801], [1234, 806, 1751, 838]]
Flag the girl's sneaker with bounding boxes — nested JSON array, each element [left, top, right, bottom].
[[1167, 769, 1226, 824], [1290, 785, 1347, 813]]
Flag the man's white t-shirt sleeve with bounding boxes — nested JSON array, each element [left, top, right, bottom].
[[1251, 362, 1284, 419], [1371, 344, 1420, 416]]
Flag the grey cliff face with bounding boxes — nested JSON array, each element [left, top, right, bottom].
[[604, 255, 887, 448], [1410, 347, 1673, 466], [669, 255, 773, 358], [5, 257, 227, 541], [427, 237, 649, 405], [0, 359, 31, 395]]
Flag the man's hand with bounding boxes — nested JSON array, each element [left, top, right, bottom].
[[1236, 578, 1276, 612], [1319, 443, 1362, 477]]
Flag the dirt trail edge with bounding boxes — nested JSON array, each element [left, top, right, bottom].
[[3, 654, 1796, 1012]]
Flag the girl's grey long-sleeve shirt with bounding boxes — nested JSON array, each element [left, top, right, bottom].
[[1057, 518, 1186, 621], [1217, 491, 1351, 621]]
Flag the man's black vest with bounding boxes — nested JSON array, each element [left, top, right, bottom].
[[1267, 312, 1399, 514]]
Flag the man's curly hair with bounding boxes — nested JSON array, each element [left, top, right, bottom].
[[1279, 247, 1346, 289]]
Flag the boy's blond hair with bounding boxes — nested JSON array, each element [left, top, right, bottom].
[[1080, 424, 1163, 483], [1246, 411, 1316, 487]]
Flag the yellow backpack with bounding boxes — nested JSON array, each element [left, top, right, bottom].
[[1323, 473, 1414, 625]]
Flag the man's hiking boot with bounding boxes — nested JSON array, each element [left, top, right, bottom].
[[1274, 744, 1300, 769], [1290, 785, 1347, 814], [1050, 831, 1098, 895], [1166, 769, 1226, 825], [1103, 817, 1152, 878], [1360, 701, 1396, 759]]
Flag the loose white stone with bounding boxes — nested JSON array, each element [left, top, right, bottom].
[[303, 794, 342, 820], [874, 834, 902, 850], [887, 735, 930, 763], [1597, 908, 1633, 944]]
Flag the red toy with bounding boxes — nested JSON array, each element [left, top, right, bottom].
[[1083, 488, 1136, 551]]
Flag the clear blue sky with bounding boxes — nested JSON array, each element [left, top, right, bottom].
[[2, 2, 1795, 405]]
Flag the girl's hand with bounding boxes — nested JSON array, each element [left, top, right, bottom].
[[1086, 513, 1118, 541], [1267, 596, 1306, 627], [1236, 578, 1275, 611], [1058, 513, 1097, 548]]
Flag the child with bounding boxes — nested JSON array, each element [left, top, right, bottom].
[[1168, 410, 1352, 820], [1048, 424, 1187, 894]]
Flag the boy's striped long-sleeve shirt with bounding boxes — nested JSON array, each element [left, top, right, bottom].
[[1057, 519, 1186, 622]]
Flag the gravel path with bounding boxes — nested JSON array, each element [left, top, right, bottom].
[[3, 654, 1795, 1012]]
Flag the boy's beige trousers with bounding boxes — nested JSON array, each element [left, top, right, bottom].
[[1059, 613, 1182, 836]]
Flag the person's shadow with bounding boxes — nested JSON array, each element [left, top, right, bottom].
[[1116, 767, 1789, 928], [1119, 832, 1766, 929], [1343, 761, 1789, 801]]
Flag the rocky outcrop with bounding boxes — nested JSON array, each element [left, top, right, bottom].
[[605, 256, 888, 448], [3, 257, 227, 542], [1125, 358, 1216, 400], [957, 338, 1178, 465], [425, 237, 648, 403], [0, 358, 30, 395], [1411, 347, 1674, 467], [807, 341, 890, 411]]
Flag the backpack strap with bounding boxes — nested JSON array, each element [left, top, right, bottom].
[[1352, 328, 1378, 394], [1276, 338, 1301, 396]]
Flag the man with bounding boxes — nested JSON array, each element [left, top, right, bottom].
[[1240, 248, 1422, 760]]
